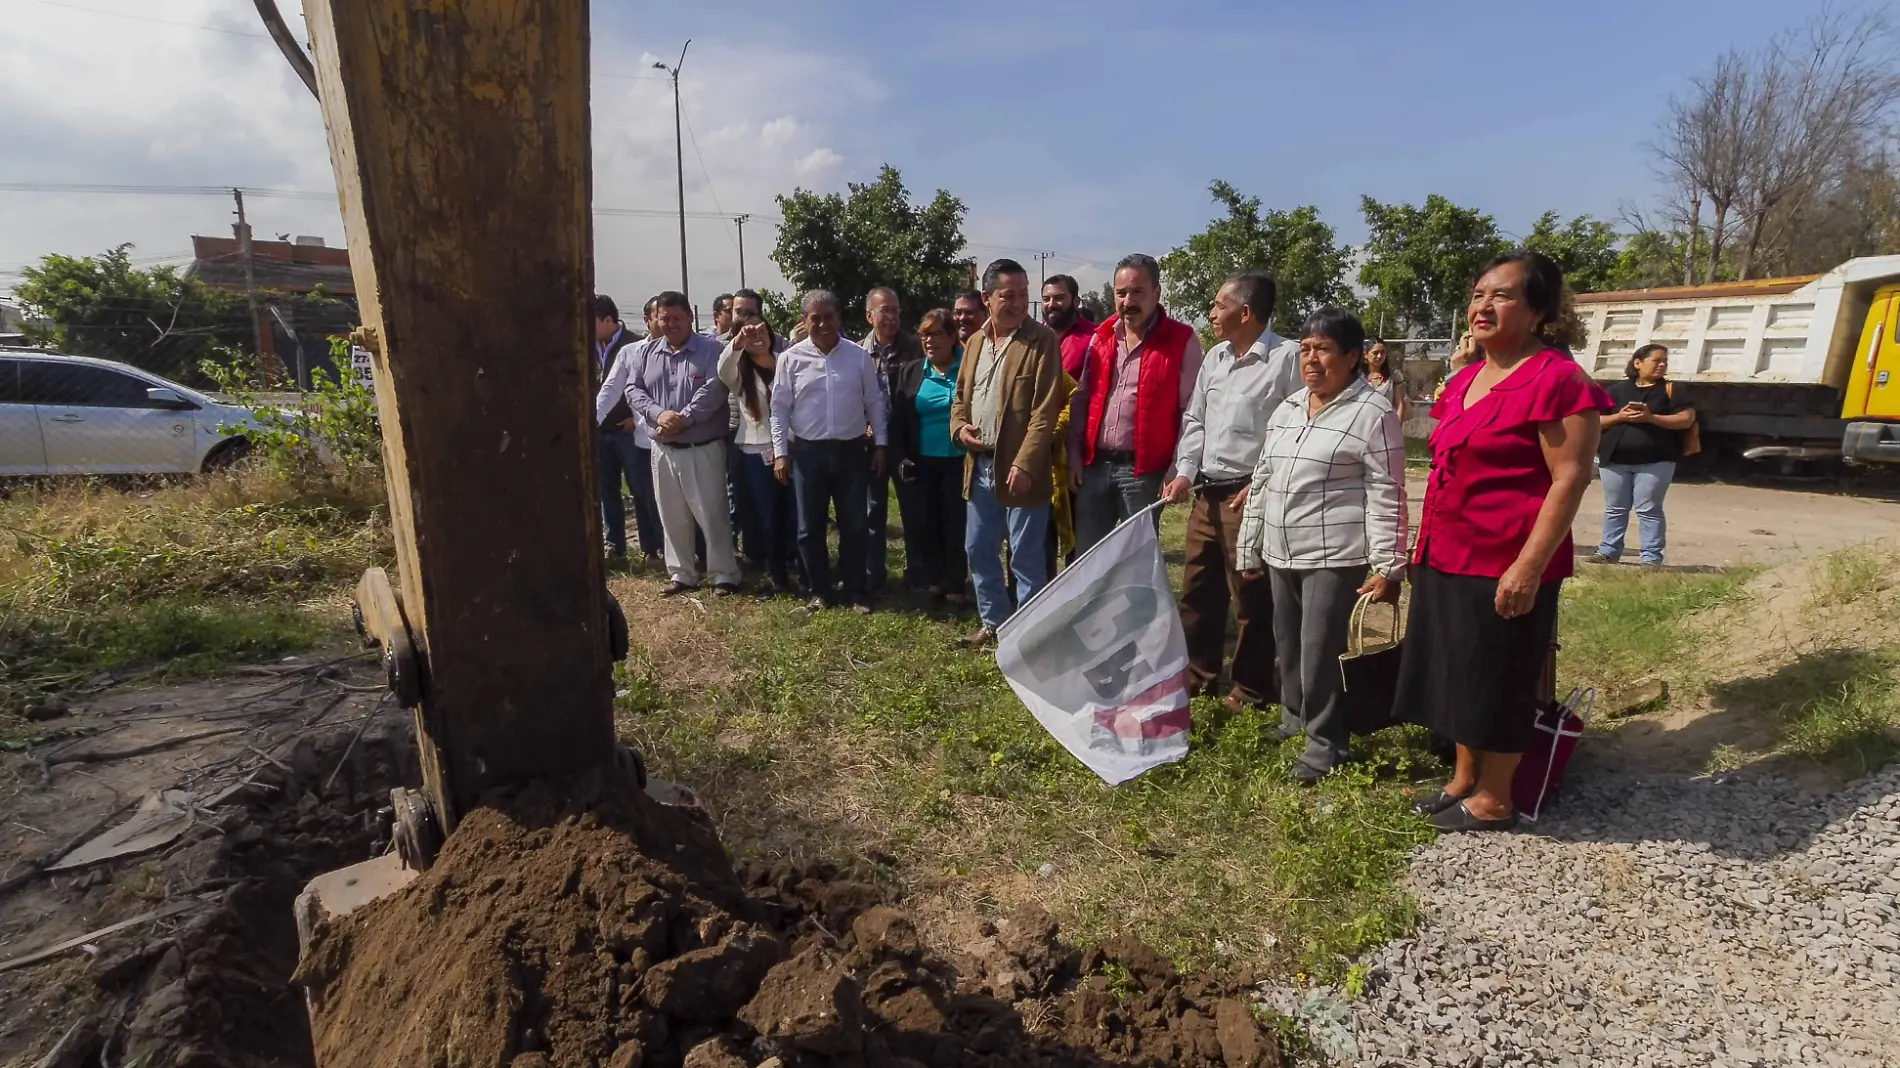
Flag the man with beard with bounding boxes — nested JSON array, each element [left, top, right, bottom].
[[1067, 253, 1203, 553], [1042, 274, 1095, 379]]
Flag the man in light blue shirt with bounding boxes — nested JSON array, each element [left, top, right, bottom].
[[597, 291, 738, 596], [769, 290, 887, 614]]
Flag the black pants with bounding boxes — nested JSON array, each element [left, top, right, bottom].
[[867, 469, 891, 591], [791, 438, 871, 603], [903, 455, 968, 592]]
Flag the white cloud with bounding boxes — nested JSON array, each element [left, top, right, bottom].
[[0, 3, 882, 319], [792, 148, 843, 176]]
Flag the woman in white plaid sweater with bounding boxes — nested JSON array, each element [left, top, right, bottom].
[[1236, 307, 1409, 784]]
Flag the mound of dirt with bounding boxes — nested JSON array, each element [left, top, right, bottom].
[[294, 768, 1280, 1068]]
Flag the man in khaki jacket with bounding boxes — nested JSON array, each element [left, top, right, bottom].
[[950, 258, 1070, 647]]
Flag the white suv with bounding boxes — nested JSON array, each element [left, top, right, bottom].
[[0, 351, 263, 476]]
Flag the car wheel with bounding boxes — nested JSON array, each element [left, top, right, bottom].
[[202, 437, 252, 473]]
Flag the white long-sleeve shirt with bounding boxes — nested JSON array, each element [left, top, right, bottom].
[[717, 336, 789, 456], [1235, 377, 1408, 578], [768, 336, 887, 457], [1173, 330, 1302, 484]]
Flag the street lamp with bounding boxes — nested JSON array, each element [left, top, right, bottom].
[[653, 40, 691, 302]]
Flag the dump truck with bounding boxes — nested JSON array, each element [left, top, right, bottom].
[[1573, 255, 1900, 468]]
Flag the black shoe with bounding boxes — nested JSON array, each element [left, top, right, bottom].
[[659, 580, 695, 597], [1410, 788, 1470, 816], [1430, 801, 1519, 833], [713, 582, 740, 598], [850, 598, 874, 615], [1290, 762, 1329, 787], [1587, 552, 1617, 565]]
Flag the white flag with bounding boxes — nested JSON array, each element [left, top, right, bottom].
[[995, 503, 1191, 785]]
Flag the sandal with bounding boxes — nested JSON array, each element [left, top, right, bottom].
[[1430, 801, 1519, 833], [1410, 788, 1470, 817]]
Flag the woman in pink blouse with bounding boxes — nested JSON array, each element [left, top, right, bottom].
[[1396, 250, 1613, 832]]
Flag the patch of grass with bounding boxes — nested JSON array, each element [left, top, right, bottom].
[[1804, 542, 1898, 610], [619, 557, 1436, 980], [0, 468, 387, 720], [1557, 566, 1753, 695], [1778, 670, 1900, 772]]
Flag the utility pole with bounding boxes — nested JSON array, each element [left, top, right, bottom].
[[734, 213, 750, 289], [654, 41, 691, 301], [1034, 250, 1054, 287], [231, 188, 268, 383]]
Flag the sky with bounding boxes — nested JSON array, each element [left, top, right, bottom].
[[0, 0, 1842, 323]]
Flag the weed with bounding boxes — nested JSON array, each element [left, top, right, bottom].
[[1343, 962, 1372, 1000], [1804, 543, 1897, 611], [1773, 664, 1900, 773], [1557, 567, 1751, 695], [1098, 961, 1139, 1000]]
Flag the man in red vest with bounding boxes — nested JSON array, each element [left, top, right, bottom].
[[1067, 253, 1204, 553]]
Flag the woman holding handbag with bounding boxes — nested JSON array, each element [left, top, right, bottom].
[[1235, 307, 1408, 786], [1591, 344, 1696, 567], [1397, 250, 1613, 832]]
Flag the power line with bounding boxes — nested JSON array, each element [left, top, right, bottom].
[[34, 0, 272, 40], [0, 182, 335, 201], [679, 109, 741, 257]]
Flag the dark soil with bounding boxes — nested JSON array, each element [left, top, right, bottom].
[[21, 715, 419, 1068], [293, 767, 1282, 1068]]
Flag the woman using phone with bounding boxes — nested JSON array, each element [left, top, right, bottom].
[[718, 307, 799, 595], [1592, 344, 1695, 567]]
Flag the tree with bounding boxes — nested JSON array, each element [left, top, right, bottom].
[[11, 245, 252, 386], [1603, 228, 1692, 291], [1357, 195, 1509, 338], [1732, 5, 1900, 279], [1159, 180, 1354, 337], [771, 165, 968, 331], [1078, 281, 1112, 324], [1523, 211, 1623, 293]]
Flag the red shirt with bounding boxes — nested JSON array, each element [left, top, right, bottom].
[[1057, 316, 1095, 379], [1414, 349, 1613, 582]]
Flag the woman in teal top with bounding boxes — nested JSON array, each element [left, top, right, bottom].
[[891, 308, 967, 602]]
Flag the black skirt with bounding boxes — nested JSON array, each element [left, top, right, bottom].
[[1393, 562, 1560, 754]]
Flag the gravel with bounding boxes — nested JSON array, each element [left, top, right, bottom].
[[1263, 765, 1900, 1067]]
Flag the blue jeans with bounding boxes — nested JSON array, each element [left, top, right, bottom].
[[790, 438, 871, 603], [1073, 457, 1165, 554], [738, 450, 800, 586], [966, 456, 1051, 629], [598, 430, 661, 555], [1596, 461, 1675, 564]]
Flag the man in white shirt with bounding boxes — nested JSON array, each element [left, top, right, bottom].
[[1161, 270, 1301, 713], [770, 290, 888, 614]]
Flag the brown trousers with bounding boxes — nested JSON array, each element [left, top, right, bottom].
[[1180, 482, 1278, 705]]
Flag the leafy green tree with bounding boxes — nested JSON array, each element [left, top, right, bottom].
[[1161, 180, 1354, 337], [771, 165, 968, 331], [11, 245, 252, 386], [1078, 281, 1113, 324], [1604, 229, 1691, 291], [1524, 211, 1623, 293], [1357, 195, 1509, 338]]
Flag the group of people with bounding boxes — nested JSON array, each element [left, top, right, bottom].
[[594, 246, 1687, 832]]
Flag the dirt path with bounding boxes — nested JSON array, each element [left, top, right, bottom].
[[1403, 476, 1900, 570]]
